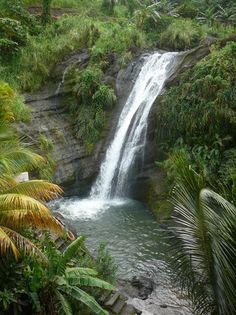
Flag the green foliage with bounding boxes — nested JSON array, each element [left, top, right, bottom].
[[38, 133, 54, 152], [42, 0, 53, 25], [92, 85, 116, 109], [91, 22, 145, 62], [157, 43, 236, 198], [177, 2, 199, 19], [0, 0, 37, 29], [0, 81, 31, 122], [0, 234, 114, 314], [66, 65, 116, 149], [160, 18, 203, 50], [95, 242, 117, 283], [0, 18, 28, 54], [168, 160, 236, 315], [101, 0, 116, 15], [37, 133, 55, 180]]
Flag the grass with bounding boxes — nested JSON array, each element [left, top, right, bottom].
[[1, 14, 145, 92]]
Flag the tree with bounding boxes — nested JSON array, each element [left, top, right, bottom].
[[168, 158, 236, 315], [41, 0, 52, 25]]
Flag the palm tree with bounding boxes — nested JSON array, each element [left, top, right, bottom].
[[215, 5, 236, 26], [168, 158, 236, 314], [0, 127, 65, 259], [40, 237, 114, 315], [0, 82, 65, 259]]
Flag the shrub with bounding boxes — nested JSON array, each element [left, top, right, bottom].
[[160, 18, 202, 50], [0, 0, 38, 31], [91, 22, 145, 62], [92, 85, 116, 109], [0, 18, 28, 54]]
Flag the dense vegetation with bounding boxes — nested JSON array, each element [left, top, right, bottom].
[[157, 42, 236, 201], [0, 0, 236, 314]]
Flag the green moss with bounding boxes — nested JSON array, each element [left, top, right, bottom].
[[146, 181, 172, 223]]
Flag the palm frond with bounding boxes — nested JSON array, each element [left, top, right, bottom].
[[0, 144, 44, 175], [0, 194, 65, 234], [0, 225, 19, 258], [0, 226, 46, 261], [168, 162, 236, 315], [4, 180, 63, 201], [0, 176, 17, 193], [201, 189, 236, 315]]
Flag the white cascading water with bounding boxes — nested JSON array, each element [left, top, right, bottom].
[[90, 51, 179, 200]]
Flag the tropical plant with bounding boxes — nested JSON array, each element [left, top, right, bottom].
[[215, 5, 236, 26], [168, 158, 236, 315], [197, 7, 217, 26], [157, 43, 236, 194], [39, 236, 114, 315]]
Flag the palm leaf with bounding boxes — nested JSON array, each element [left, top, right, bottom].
[[0, 226, 46, 260], [60, 285, 108, 315], [201, 189, 236, 315], [66, 267, 98, 276], [168, 162, 236, 315], [0, 144, 44, 175], [0, 194, 65, 233], [61, 236, 85, 266], [4, 180, 63, 201], [56, 237, 85, 276], [0, 176, 17, 193], [56, 291, 73, 315], [66, 274, 114, 291]]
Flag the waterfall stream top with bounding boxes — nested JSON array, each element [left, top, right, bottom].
[[90, 51, 179, 200]]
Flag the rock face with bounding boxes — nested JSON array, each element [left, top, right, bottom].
[[18, 50, 145, 193], [18, 44, 212, 195]]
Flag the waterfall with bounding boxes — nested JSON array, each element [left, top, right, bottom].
[[90, 52, 179, 200]]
